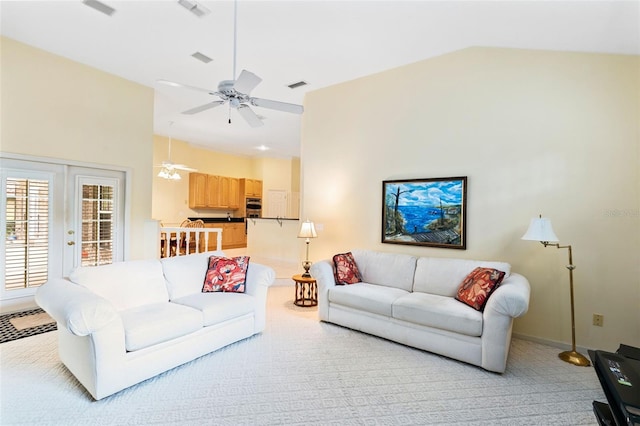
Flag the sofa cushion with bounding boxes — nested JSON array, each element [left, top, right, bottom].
[[172, 293, 256, 327], [328, 283, 408, 317], [69, 259, 168, 311], [392, 293, 483, 337], [202, 256, 250, 293], [119, 302, 203, 352], [161, 251, 225, 300], [455, 267, 506, 311], [412, 257, 511, 297], [351, 250, 417, 292], [333, 252, 362, 285]]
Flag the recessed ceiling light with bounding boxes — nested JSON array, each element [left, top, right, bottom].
[[287, 81, 308, 89], [255, 145, 270, 151], [178, 0, 210, 18], [82, 0, 115, 16], [191, 52, 213, 63]]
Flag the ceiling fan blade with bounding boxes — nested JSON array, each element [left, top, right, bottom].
[[236, 104, 264, 128], [173, 165, 198, 172], [250, 97, 304, 114], [157, 79, 217, 95], [233, 70, 262, 95], [182, 100, 225, 115]]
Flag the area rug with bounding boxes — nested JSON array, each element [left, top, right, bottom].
[[0, 307, 56, 344], [0, 286, 604, 425]]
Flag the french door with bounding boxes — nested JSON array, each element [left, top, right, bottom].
[[1, 157, 126, 303], [63, 167, 125, 276]]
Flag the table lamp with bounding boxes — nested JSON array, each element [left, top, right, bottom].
[[522, 215, 590, 367], [297, 220, 317, 277]]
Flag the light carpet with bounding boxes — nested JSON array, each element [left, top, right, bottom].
[[1, 285, 604, 425]]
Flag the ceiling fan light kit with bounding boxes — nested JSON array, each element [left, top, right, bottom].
[[156, 123, 196, 180], [157, 168, 182, 181]]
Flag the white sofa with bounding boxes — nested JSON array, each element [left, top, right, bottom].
[[35, 251, 275, 400], [310, 249, 530, 373]]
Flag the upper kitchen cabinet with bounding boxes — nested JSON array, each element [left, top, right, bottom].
[[219, 176, 240, 209], [188, 173, 208, 209], [240, 178, 263, 198], [189, 173, 240, 210]]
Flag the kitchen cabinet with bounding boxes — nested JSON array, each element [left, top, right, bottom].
[[219, 176, 240, 209], [189, 173, 240, 210], [204, 222, 246, 250], [222, 222, 246, 249], [240, 178, 262, 198], [188, 173, 208, 209], [229, 178, 240, 208]]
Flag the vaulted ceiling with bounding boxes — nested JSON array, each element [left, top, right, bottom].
[[2, 1, 638, 158]]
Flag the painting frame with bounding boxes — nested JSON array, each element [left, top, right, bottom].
[[382, 176, 467, 249]]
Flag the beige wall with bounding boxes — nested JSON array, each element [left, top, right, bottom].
[[1, 37, 154, 259], [301, 47, 640, 351]]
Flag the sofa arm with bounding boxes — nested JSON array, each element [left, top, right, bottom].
[[484, 273, 530, 319], [244, 263, 275, 333], [481, 272, 530, 373], [35, 278, 120, 337], [310, 259, 335, 321], [244, 263, 275, 296]]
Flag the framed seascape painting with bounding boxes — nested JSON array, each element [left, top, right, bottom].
[[382, 177, 467, 249]]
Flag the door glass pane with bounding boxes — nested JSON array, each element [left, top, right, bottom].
[[4, 178, 49, 290], [80, 183, 114, 266]]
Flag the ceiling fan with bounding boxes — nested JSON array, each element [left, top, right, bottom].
[[155, 124, 197, 180], [158, 0, 304, 128]]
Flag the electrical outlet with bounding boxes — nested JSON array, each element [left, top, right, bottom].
[[593, 314, 604, 327]]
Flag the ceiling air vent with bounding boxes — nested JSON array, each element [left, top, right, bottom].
[[287, 81, 308, 89], [178, 0, 211, 18], [82, 0, 115, 16], [192, 52, 213, 64]]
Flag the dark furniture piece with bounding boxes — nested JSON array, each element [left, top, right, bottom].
[[589, 344, 640, 426], [292, 274, 317, 307]]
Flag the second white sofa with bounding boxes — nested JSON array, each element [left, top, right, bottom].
[[36, 251, 275, 400], [311, 249, 530, 373]]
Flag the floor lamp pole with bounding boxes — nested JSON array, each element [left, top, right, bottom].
[[548, 243, 591, 367]]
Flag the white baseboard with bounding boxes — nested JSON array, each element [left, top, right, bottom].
[[513, 332, 592, 355]]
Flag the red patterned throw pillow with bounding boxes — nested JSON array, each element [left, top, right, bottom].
[[455, 267, 506, 311], [202, 256, 250, 293], [333, 252, 362, 285]]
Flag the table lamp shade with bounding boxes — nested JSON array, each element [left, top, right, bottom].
[[298, 220, 317, 239], [521, 217, 559, 243]]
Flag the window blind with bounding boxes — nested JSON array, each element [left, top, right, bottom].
[[4, 178, 49, 290]]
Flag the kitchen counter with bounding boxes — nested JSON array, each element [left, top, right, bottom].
[[188, 217, 245, 223]]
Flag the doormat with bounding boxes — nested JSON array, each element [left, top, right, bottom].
[[0, 308, 56, 344]]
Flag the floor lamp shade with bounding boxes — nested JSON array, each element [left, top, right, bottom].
[[521, 217, 559, 243], [298, 220, 317, 277]]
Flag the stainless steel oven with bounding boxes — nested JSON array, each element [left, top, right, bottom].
[[246, 197, 262, 218]]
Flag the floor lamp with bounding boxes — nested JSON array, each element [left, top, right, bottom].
[[522, 215, 591, 367], [297, 220, 317, 278]]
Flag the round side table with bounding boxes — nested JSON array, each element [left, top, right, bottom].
[[292, 274, 318, 307]]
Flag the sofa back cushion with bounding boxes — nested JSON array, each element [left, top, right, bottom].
[[69, 259, 168, 311], [161, 251, 225, 300], [351, 250, 417, 292], [413, 257, 511, 297]]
